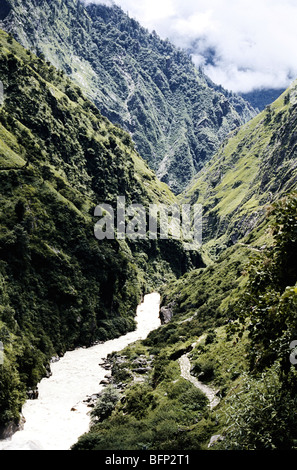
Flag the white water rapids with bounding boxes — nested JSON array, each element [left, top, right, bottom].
[[0, 293, 161, 451]]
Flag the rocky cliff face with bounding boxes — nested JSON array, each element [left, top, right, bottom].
[[0, 0, 256, 193]]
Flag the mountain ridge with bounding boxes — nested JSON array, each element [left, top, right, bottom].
[[0, 0, 256, 193]]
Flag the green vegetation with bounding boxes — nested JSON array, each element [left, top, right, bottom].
[[0, 29, 197, 432], [1, 0, 256, 193], [90, 386, 121, 423], [240, 88, 285, 112], [181, 84, 297, 259], [73, 191, 297, 451], [236, 193, 297, 373], [72, 340, 214, 451], [0, 0, 296, 452], [216, 193, 297, 449], [72, 75, 297, 449]]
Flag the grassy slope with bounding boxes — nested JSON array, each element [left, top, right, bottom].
[[182, 84, 297, 259]]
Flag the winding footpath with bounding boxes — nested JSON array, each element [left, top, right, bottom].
[[179, 352, 220, 409]]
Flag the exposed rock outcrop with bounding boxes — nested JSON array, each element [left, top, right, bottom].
[[0, 415, 25, 440], [159, 302, 176, 324], [27, 388, 39, 400], [208, 434, 225, 448]]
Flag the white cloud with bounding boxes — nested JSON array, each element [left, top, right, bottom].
[[83, 0, 297, 93]]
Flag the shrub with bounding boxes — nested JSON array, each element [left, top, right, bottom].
[[124, 384, 158, 419], [221, 362, 297, 450], [192, 359, 215, 382], [205, 329, 217, 345], [90, 386, 121, 422]]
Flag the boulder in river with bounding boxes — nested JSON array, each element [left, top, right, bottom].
[[0, 416, 25, 440], [27, 388, 39, 400], [159, 303, 175, 324]]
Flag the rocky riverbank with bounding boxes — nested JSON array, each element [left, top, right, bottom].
[[0, 293, 161, 450]]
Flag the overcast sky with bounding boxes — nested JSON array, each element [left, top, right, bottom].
[[84, 0, 297, 93]]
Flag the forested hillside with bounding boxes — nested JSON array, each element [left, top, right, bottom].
[[0, 0, 256, 193], [0, 29, 197, 433]]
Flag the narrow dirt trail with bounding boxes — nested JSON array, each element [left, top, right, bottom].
[[178, 354, 220, 409]]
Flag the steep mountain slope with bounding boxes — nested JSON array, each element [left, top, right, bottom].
[[0, 29, 199, 433], [0, 0, 256, 193], [148, 83, 297, 449], [72, 81, 297, 451], [182, 83, 297, 260], [160, 81, 297, 327]]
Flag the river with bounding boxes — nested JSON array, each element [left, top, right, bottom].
[[0, 292, 161, 451]]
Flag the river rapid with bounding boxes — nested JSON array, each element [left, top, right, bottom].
[[0, 293, 161, 451]]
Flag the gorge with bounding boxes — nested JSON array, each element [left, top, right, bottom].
[[0, 0, 296, 452]]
